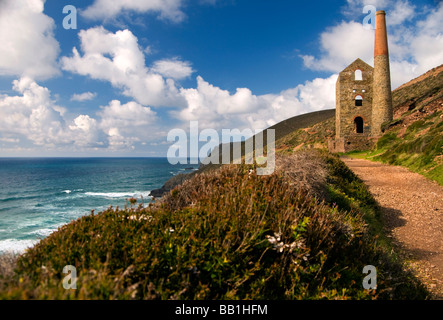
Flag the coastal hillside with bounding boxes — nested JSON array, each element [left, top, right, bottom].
[[150, 109, 335, 197], [0, 151, 429, 299]]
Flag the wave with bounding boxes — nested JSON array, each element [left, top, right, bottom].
[[84, 191, 151, 199], [0, 194, 40, 203], [29, 228, 58, 237], [0, 239, 39, 254], [62, 190, 72, 194]]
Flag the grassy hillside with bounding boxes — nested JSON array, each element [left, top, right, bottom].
[[391, 64, 443, 111], [0, 151, 428, 299], [150, 109, 335, 196], [352, 97, 442, 185]]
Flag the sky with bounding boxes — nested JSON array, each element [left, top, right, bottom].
[[0, 0, 442, 157]]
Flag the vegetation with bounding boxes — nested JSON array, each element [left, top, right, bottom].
[[348, 102, 443, 185], [276, 117, 335, 153], [0, 151, 428, 299]]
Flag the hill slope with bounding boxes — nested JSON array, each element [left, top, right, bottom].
[[358, 64, 443, 184], [150, 109, 335, 197], [0, 151, 429, 299]]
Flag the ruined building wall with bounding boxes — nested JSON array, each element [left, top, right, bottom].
[[336, 60, 374, 138], [332, 59, 374, 152]]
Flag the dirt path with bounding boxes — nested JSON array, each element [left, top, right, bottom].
[[341, 157, 443, 299]]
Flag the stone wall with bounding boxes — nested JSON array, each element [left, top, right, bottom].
[[328, 135, 375, 153], [335, 58, 374, 139], [330, 58, 376, 153]]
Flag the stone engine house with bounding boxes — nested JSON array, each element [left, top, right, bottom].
[[329, 10, 393, 153], [334, 59, 374, 151]]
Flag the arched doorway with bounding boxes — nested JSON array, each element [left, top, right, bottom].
[[354, 117, 364, 133]]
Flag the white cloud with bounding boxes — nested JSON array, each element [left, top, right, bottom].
[[98, 100, 158, 148], [81, 0, 185, 22], [60, 26, 338, 139], [247, 75, 338, 130], [0, 137, 20, 144], [71, 92, 97, 102], [99, 100, 157, 130], [299, 21, 374, 73], [174, 74, 337, 132], [176, 76, 259, 130], [69, 115, 106, 148], [0, 77, 68, 146], [388, 1, 415, 26], [61, 27, 186, 107], [0, 77, 164, 151], [151, 59, 194, 80], [0, 0, 60, 80]]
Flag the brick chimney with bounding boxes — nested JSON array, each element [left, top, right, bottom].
[[372, 10, 393, 135]]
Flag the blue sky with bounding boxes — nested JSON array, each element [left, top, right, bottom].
[[0, 0, 442, 157]]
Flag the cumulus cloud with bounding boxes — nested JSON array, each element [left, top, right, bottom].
[[0, 78, 161, 151], [247, 75, 338, 130], [81, 0, 185, 22], [173, 74, 337, 132], [61, 27, 186, 107], [301, 1, 443, 89], [0, 0, 60, 80], [299, 21, 374, 73], [98, 100, 158, 149], [151, 59, 194, 80], [0, 77, 69, 146], [69, 114, 106, 148], [71, 92, 97, 102], [99, 100, 157, 133]]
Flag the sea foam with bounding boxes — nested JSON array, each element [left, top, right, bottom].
[[0, 239, 39, 254], [85, 191, 151, 198]]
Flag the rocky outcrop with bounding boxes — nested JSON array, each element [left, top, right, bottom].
[[149, 172, 193, 198]]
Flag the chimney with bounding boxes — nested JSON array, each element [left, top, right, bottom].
[[372, 10, 393, 136]]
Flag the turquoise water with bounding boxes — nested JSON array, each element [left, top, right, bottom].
[[0, 158, 198, 254]]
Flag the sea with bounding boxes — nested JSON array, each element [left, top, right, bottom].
[[0, 158, 199, 254]]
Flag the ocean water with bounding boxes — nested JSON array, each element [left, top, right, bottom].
[[0, 158, 198, 254]]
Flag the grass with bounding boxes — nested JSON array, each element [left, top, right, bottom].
[[345, 110, 443, 186], [0, 151, 429, 300]]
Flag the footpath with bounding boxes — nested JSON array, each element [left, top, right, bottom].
[[342, 157, 443, 299]]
